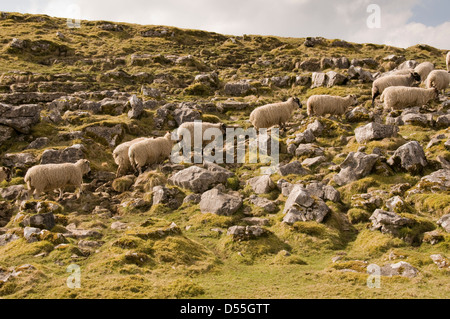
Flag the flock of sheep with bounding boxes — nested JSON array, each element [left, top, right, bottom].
[[1, 51, 449, 201]]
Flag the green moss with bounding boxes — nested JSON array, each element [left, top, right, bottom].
[[184, 83, 211, 96], [408, 193, 450, 217], [112, 176, 135, 192], [134, 171, 167, 192], [270, 251, 307, 265], [162, 278, 205, 298], [397, 213, 436, 244], [330, 260, 367, 272], [226, 176, 241, 191], [0, 177, 24, 188], [152, 236, 216, 270], [350, 229, 405, 258], [217, 232, 288, 264], [201, 114, 221, 123], [347, 208, 371, 224]]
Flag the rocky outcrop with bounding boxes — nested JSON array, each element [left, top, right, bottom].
[[333, 152, 379, 186], [354, 122, 398, 144], [282, 185, 330, 224], [387, 141, 427, 174], [0, 103, 40, 133], [200, 188, 242, 216]]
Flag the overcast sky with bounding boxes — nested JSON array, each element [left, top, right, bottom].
[[2, 0, 450, 49]]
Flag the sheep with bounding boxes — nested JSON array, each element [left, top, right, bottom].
[[0, 167, 11, 183], [249, 97, 301, 130], [306, 94, 357, 117], [113, 137, 147, 177], [128, 132, 174, 174], [24, 159, 91, 200], [371, 72, 421, 106], [447, 52, 450, 72], [390, 69, 414, 76], [380, 86, 439, 111], [414, 62, 434, 83], [177, 121, 226, 148], [425, 70, 450, 94]]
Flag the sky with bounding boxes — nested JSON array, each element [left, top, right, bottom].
[[1, 0, 449, 50]]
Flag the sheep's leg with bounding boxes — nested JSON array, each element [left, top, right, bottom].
[[33, 189, 40, 200], [372, 91, 379, 106], [57, 188, 64, 201], [115, 166, 121, 178], [75, 187, 81, 199]]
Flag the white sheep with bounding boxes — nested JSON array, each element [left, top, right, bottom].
[[177, 121, 226, 147], [447, 52, 450, 72], [371, 72, 421, 105], [306, 94, 357, 117], [0, 167, 11, 183], [249, 97, 301, 130], [113, 137, 147, 177], [380, 86, 438, 111], [390, 69, 414, 76], [425, 70, 450, 94], [414, 62, 434, 83], [128, 132, 174, 174], [24, 159, 91, 200]]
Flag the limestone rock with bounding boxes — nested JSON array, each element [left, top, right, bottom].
[[355, 122, 398, 143], [0, 103, 40, 133], [246, 175, 274, 194], [277, 161, 309, 176], [380, 261, 418, 278], [387, 141, 427, 174], [200, 188, 242, 216], [333, 152, 379, 186], [437, 214, 450, 233], [369, 209, 413, 236], [40, 144, 85, 164]]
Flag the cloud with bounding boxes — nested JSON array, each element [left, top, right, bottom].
[[4, 0, 450, 49]]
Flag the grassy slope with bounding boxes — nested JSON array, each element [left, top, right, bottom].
[[0, 12, 449, 299]]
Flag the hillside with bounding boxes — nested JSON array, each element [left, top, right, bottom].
[[0, 12, 449, 299]]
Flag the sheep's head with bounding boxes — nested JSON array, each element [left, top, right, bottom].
[[76, 159, 91, 175], [348, 95, 358, 105], [433, 87, 440, 100], [293, 97, 302, 109], [411, 72, 421, 82]]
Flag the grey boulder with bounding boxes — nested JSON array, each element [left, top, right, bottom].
[[200, 188, 242, 216]]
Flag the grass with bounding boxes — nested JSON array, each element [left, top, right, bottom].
[[0, 11, 449, 299]]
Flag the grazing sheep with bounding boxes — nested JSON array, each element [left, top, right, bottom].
[[371, 72, 421, 106], [447, 52, 450, 72], [177, 121, 226, 147], [113, 137, 147, 177], [24, 159, 91, 200], [306, 94, 357, 117], [0, 167, 11, 183], [128, 132, 174, 174], [425, 70, 450, 94], [381, 86, 439, 111], [414, 62, 434, 83], [249, 97, 301, 130], [390, 69, 414, 76]]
